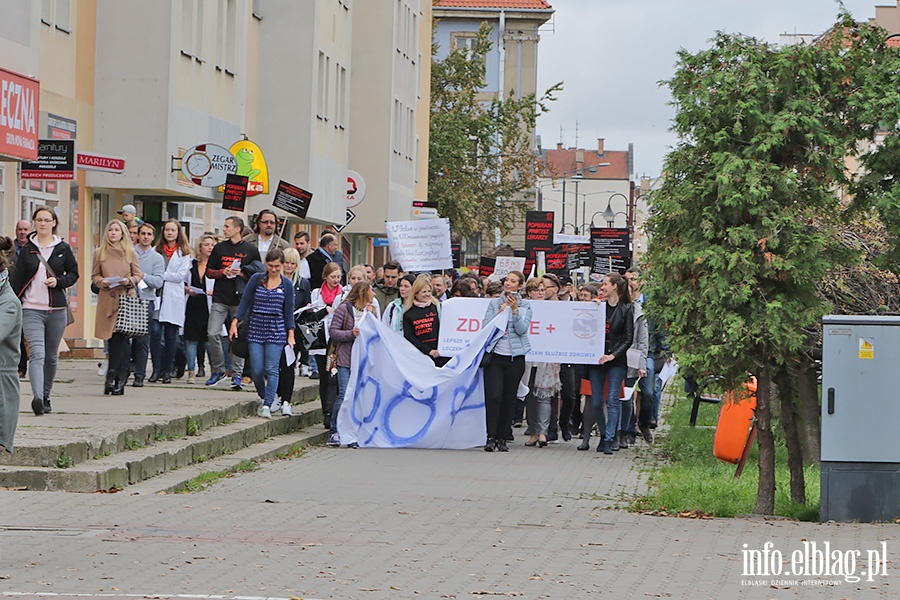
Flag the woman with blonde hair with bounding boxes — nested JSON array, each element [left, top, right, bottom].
[[92, 219, 143, 396], [153, 219, 192, 383], [327, 280, 377, 446], [402, 274, 446, 366], [183, 233, 217, 383]]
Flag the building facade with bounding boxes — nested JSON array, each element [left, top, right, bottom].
[[0, 0, 431, 353]]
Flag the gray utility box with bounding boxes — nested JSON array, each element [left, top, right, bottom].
[[821, 316, 900, 522]]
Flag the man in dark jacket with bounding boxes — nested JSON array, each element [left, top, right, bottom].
[[204, 216, 262, 390], [307, 233, 340, 290]]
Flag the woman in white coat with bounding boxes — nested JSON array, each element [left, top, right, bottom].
[[153, 219, 192, 383]]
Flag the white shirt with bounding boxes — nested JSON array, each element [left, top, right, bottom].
[[257, 236, 273, 255], [298, 256, 311, 280]]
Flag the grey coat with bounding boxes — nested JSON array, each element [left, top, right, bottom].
[[0, 271, 22, 453], [626, 302, 649, 378]]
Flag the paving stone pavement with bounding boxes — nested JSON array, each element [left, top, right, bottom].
[[0, 439, 895, 600]]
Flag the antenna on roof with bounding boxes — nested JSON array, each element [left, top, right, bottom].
[[575, 121, 580, 148]]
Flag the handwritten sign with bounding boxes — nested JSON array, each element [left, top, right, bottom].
[[490, 256, 526, 281], [385, 218, 453, 272]]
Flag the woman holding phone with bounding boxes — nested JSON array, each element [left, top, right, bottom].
[[481, 271, 531, 452]]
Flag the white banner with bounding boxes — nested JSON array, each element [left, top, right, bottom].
[[438, 298, 606, 364], [337, 310, 508, 449], [385, 218, 453, 272]]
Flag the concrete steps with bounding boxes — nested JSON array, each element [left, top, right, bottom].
[[0, 388, 327, 493]]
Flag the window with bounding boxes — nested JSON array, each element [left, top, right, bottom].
[[216, 0, 237, 74], [452, 33, 478, 60], [41, 0, 72, 33], [336, 65, 347, 128], [317, 52, 327, 119], [181, 0, 204, 60]]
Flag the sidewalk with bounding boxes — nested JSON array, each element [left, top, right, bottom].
[[1, 359, 326, 491]]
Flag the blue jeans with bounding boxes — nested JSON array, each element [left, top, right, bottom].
[[248, 342, 282, 407], [637, 356, 656, 429], [184, 340, 208, 372], [588, 364, 627, 443], [331, 366, 351, 433], [159, 322, 179, 374]]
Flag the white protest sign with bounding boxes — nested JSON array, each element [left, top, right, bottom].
[[489, 256, 527, 282], [438, 297, 606, 364], [386, 218, 453, 272]]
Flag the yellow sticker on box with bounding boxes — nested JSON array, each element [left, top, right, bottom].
[[859, 338, 874, 360]]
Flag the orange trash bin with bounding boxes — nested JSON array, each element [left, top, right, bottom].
[[713, 378, 757, 464]]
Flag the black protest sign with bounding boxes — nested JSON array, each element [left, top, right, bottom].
[[525, 211, 555, 255], [222, 174, 249, 211], [272, 180, 313, 218], [590, 228, 632, 275], [479, 256, 496, 279]]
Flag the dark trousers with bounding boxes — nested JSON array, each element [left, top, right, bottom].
[[556, 363, 578, 436], [18, 333, 28, 375], [108, 333, 132, 374], [314, 354, 336, 423], [483, 353, 526, 441], [131, 304, 154, 378], [278, 344, 301, 404]]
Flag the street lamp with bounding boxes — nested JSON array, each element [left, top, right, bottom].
[[600, 191, 630, 228], [549, 163, 611, 232]]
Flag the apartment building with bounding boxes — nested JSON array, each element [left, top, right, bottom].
[[0, 0, 431, 351]]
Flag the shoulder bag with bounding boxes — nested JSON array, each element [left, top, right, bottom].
[[34, 251, 75, 325], [114, 289, 151, 337]]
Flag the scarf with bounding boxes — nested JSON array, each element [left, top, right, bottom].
[[413, 299, 432, 309], [320, 282, 341, 306], [162, 244, 177, 260]]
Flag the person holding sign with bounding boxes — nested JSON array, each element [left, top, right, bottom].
[[481, 271, 532, 452], [402, 274, 447, 366], [587, 273, 634, 455]]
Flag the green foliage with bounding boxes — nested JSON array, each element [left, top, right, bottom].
[[123, 434, 142, 451], [54, 451, 74, 469], [429, 22, 561, 239], [644, 14, 889, 386], [175, 459, 259, 493], [630, 391, 819, 521], [186, 416, 200, 437]]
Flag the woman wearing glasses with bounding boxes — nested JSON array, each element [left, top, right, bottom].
[[11, 206, 79, 415]]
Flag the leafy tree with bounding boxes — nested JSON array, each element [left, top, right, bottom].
[[643, 15, 886, 514], [429, 23, 561, 240]]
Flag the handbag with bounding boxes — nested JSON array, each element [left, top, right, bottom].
[[230, 319, 250, 359], [114, 291, 151, 337], [34, 251, 74, 325], [325, 339, 339, 372]]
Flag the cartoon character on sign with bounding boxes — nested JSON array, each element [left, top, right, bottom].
[[235, 147, 261, 179]]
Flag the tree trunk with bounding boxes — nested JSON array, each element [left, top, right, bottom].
[[776, 366, 806, 504], [754, 368, 776, 515], [794, 354, 821, 465]]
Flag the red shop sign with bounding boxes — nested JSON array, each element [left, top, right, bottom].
[[0, 67, 40, 161]]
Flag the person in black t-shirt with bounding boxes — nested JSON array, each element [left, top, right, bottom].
[[204, 216, 261, 389], [402, 274, 447, 366]]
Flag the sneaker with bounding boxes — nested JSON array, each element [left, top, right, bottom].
[[231, 375, 243, 391], [281, 402, 292, 417], [205, 372, 226, 386], [347, 441, 359, 449], [257, 405, 272, 419], [241, 376, 252, 386], [42, 398, 52, 414], [31, 397, 44, 416], [270, 398, 282, 414], [326, 433, 340, 447], [97, 360, 109, 377], [300, 364, 310, 377], [309, 372, 320, 380], [186, 371, 196, 384]]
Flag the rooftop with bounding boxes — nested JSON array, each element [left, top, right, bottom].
[[434, 0, 553, 9]]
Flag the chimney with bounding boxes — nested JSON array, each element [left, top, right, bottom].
[[556, 142, 563, 151], [597, 138, 605, 154]]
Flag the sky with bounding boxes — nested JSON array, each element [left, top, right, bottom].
[[535, 0, 883, 179]]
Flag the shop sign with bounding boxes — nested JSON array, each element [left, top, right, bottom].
[[21, 139, 75, 179], [181, 143, 237, 187], [77, 151, 125, 173], [0, 67, 40, 161], [347, 170, 366, 207]]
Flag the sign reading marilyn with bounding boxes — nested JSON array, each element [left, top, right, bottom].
[[438, 297, 606, 364], [336, 310, 507, 449], [385, 218, 453, 272]]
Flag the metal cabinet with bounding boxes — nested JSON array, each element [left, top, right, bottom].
[[821, 316, 900, 522]]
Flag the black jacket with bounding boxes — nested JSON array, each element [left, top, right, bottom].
[[10, 236, 79, 308], [306, 248, 333, 290], [605, 301, 634, 368]]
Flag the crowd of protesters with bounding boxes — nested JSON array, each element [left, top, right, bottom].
[[1, 205, 669, 457]]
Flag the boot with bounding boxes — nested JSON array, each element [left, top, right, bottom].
[[42, 397, 52, 414], [112, 371, 126, 396], [186, 371, 196, 384], [618, 431, 629, 449], [104, 370, 116, 395], [161, 371, 172, 384], [147, 371, 160, 383]]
